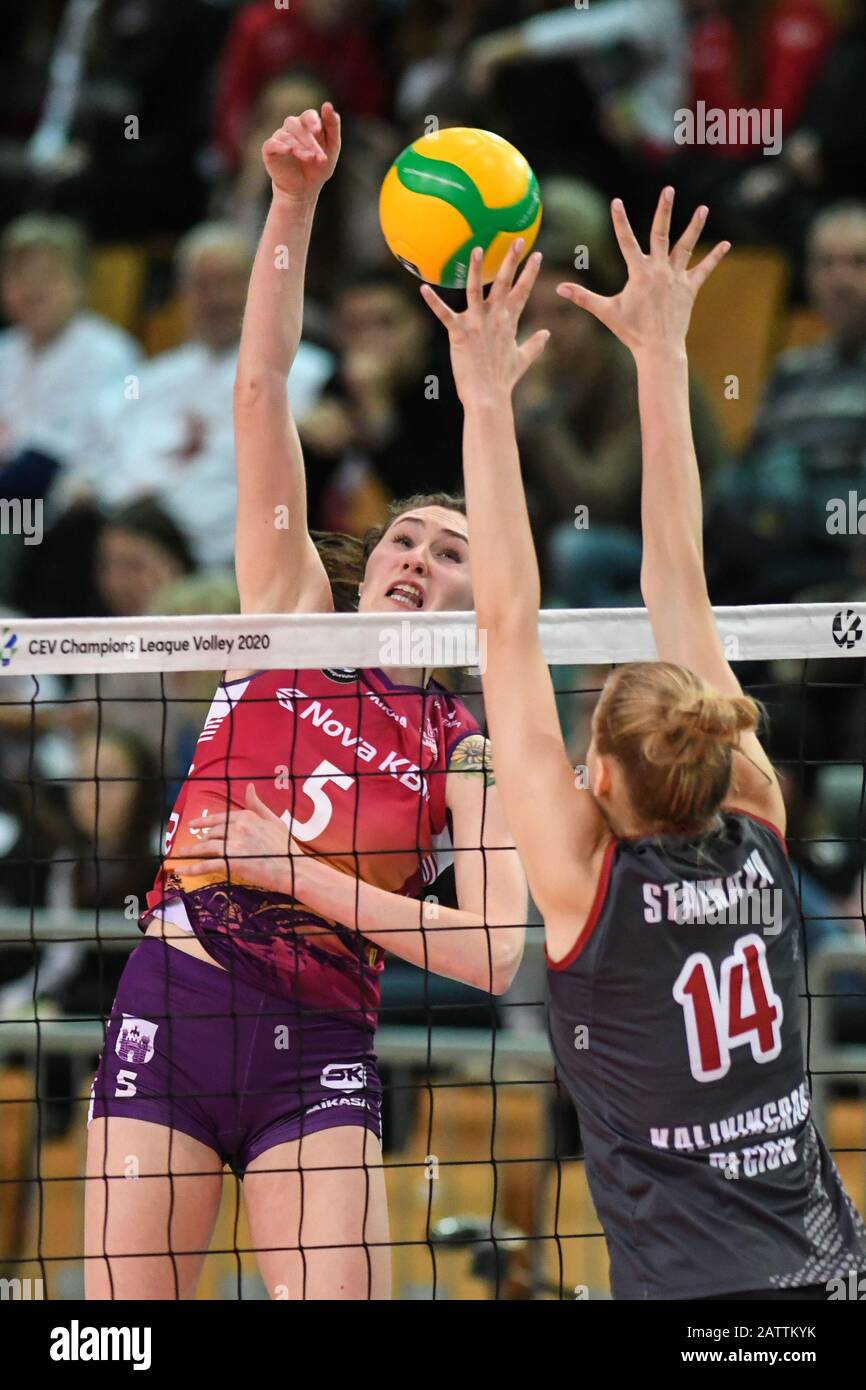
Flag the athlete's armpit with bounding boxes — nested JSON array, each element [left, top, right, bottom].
[[448, 734, 495, 786]]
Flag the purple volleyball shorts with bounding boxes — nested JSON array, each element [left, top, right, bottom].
[[89, 937, 383, 1173]]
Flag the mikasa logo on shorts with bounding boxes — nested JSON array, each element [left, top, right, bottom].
[[321, 1062, 366, 1091], [115, 1016, 157, 1065]]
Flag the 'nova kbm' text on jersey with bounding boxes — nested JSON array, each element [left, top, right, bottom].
[[547, 810, 866, 1299]]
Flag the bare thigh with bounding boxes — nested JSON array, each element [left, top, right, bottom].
[[85, 1117, 224, 1300], [243, 1126, 391, 1300]]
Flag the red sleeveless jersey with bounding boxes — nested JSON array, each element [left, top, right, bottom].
[[145, 666, 480, 1024]]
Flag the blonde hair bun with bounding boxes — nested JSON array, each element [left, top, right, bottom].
[[595, 663, 763, 827]]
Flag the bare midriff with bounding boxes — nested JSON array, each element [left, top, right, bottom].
[[143, 914, 226, 970]]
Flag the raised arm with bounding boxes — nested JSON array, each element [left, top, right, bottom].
[[420, 247, 609, 939], [234, 103, 341, 615], [558, 189, 786, 831]]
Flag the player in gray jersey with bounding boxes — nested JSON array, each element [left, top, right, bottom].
[[423, 188, 866, 1299]]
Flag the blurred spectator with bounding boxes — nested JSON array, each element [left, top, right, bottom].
[[66, 563, 241, 795], [513, 179, 726, 605], [706, 202, 866, 604], [300, 266, 465, 523], [0, 724, 162, 1025], [687, 0, 835, 158], [37, 0, 230, 240], [669, 0, 836, 242], [0, 1, 63, 145], [95, 498, 196, 618], [466, 0, 687, 153], [0, 774, 69, 999], [732, 1, 866, 256], [393, 0, 513, 122], [213, 0, 389, 175], [9, 562, 240, 834], [0, 603, 73, 855], [785, 0, 866, 207], [213, 65, 344, 311], [211, 65, 398, 324], [51, 222, 333, 571], [459, 0, 685, 217], [0, 214, 140, 500], [145, 569, 242, 796], [0, 2, 69, 227], [775, 761, 866, 1043], [3, 498, 195, 758]]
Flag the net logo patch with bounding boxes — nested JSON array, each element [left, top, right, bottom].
[[115, 1016, 158, 1065], [832, 610, 863, 649], [0, 628, 17, 667], [320, 1062, 367, 1092]]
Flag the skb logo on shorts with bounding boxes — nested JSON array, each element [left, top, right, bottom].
[[320, 1062, 366, 1091], [115, 1016, 158, 1064]]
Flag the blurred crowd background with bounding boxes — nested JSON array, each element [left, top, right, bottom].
[[0, 1, 865, 1054]]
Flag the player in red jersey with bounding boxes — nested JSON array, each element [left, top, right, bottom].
[[84, 104, 528, 1301]]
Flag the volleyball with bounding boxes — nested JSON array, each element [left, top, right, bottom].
[[379, 127, 542, 288]]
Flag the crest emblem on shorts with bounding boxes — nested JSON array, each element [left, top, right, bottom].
[[116, 1016, 157, 1065]]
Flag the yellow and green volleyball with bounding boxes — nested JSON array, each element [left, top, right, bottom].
[[379, 127, 542, 289]]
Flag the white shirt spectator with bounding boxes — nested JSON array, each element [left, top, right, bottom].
[[521, 0, 686, 150], [64, 337, 333, 568], [0, 310, 141, 467]]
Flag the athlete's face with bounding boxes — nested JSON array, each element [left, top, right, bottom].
[[360, 506, 471, 614]]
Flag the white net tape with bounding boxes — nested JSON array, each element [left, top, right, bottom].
[[1, 602, 864, 676]]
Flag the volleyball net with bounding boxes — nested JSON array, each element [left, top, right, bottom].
[[1, 604, 865, 1300]]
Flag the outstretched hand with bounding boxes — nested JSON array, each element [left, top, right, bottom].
[[263, 102, 341, 201], [556, 188, 730, 355], [419, 241, 549, 405]]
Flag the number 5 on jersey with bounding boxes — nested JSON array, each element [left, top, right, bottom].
[[673, 934, 783, 1083], [280, 759, 354, 843]]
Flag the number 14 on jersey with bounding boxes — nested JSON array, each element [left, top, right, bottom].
[[673, 934, 784, 1083]]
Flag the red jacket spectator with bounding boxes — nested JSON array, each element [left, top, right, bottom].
[[213, 0, 389, 170], [689, 0, 835, 159]]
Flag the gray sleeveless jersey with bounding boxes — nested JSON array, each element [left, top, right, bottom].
[[547, 810, 866, 1299]]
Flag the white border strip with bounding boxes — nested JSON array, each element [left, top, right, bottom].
[[0, 604, 863, 676]]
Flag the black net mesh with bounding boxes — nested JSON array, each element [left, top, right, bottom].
[[0, 620, 865, 1300]]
